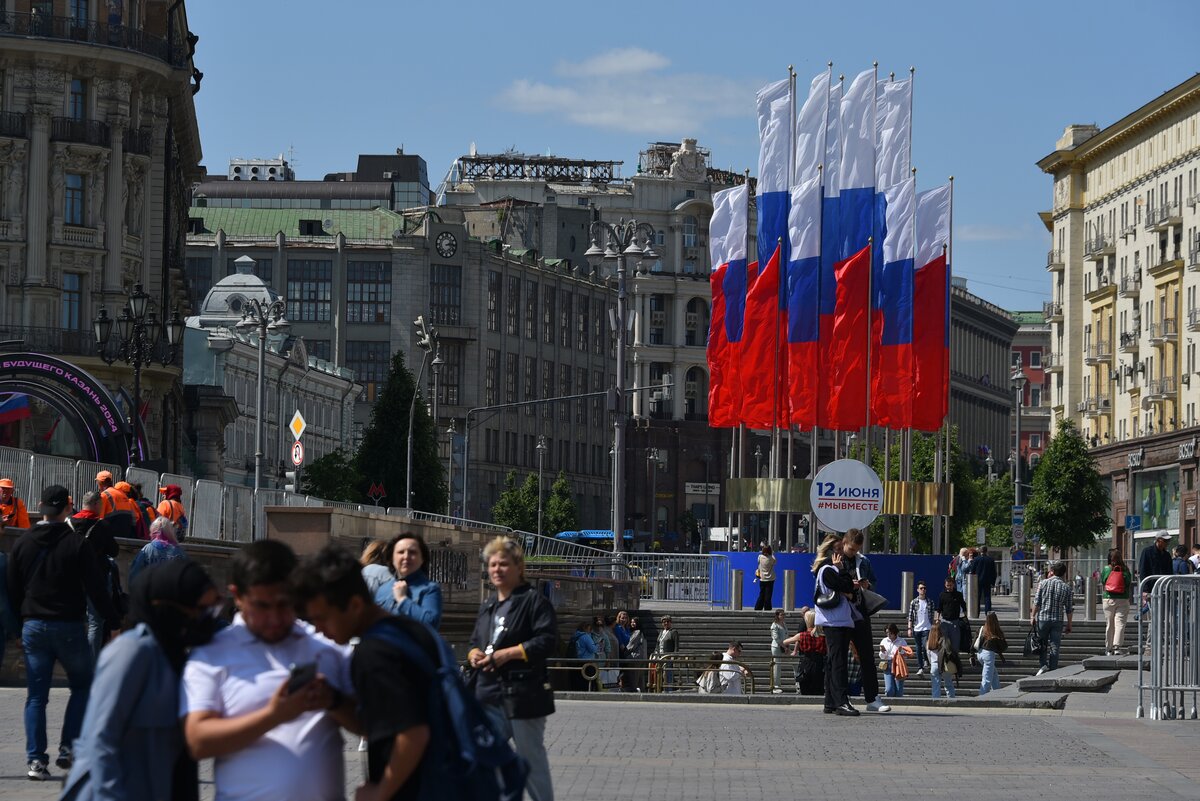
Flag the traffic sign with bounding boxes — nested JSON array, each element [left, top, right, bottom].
[[809, 459, 883, 532], [289, 410, 306, 441], [290, 440, 304, 467], [976, 527, 987, 545], [1011, 525, 1025, 545], [1125, 515, 1142, 533], [1011, 504, 1025, 526]]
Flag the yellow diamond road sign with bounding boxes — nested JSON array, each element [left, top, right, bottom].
[[289, 410, 306, 441]]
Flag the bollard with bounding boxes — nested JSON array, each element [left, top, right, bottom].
[[899, 571, 915, 612], [1084, 576, 1098, 621], [1017, 573, 1031, 620], [783, 569, 796, 612], [965, 573, 979, 619], [732, 569, 744, 611], [653, 577, 666, 601]]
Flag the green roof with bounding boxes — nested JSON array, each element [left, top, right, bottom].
[[188, 206, 407, 240], [1011, 310, 1045, 325]]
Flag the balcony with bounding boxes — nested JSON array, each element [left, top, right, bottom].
[[50, 117, 110, 147], [1120, 222, 1137, 239], [1046, 249, 1064, 271], [1080, 396, 1111, 418], [1190, 308, 1200, 333], [0, 325, 172, 362], [1043, 351, 1063, 372], [1146, 376, 1178, 401], [1076, 398, 1096, 415], [1147, 251, 1184, 277], [122, 126, 152, 157], [1084, 235, 1114, 261], [1149, 318, 1178, 345], [1118, 273, 1142, 298], [1119, 329, 1140, 353], [1146, 201, 1182, 231], [1042, 300, 1062, 322], [1084, 340, 1112, 365], [0, 11, 188, 67], [1189, 192, 1200, 210], [0, 110, 26, 138], [1084, 276, 1116, 303]]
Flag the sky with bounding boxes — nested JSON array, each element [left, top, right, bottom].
[[186, 0, 1200, 313]]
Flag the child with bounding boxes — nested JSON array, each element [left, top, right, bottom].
[[927, 622, 960, 699], [973, 611, 1008, 695], [878, 623, 910, 698]]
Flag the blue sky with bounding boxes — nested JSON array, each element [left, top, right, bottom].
[[187, 0, 1200, 312]]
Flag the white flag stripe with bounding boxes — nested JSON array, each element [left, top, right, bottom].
[[709, 184, 749, 268], [794, 71, 828, 185], [838, 69, 876, 191], [876, 78, 912, 189], [915, 184, 952, 267], [824, 80, 843, 197], [788, 176, 823, 261], [882, 178, 915, 265], [756, 79, 791, 195]]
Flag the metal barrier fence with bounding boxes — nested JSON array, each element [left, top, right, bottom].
[[30, 454, 75, 499], [624, 553, 732, 608], [122, 466, 159, 498], [1137, 574, 1200, 720], [224, 485, 254, 543], [78, 460, 124, 498], [651, 653, 757, 694]]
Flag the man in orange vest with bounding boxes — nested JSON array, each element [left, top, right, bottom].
[[157, 484, 188, 539], [95, 471, 139, 538], [0, 477, 30, 528]]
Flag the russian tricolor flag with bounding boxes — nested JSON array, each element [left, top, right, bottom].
[[0, 394, 31, 425], [912, 184, 952, 432], [870, 178, 915, 429], [786, 175, 821, 428], [707, 185, 749, 428]]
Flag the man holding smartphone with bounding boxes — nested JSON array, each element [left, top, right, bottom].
[[181, 540, 359, 801]]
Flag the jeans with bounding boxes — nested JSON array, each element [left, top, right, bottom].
[[21, 619, 94, 763], [85, 598, 108, 666], [912, 629, 929, 671], [849, 617, 880, 703], [754, 580, 775, 611], [483, 704, 554, 801], [1103, 598, 1129, 651], [978, 648, 1000, 695], [823, 626, 852, 710], [931, 668, 956, 698], [941, 619, 962, 653], [978, 583, 993, 614], [883, 672, 905, 697], [1037, 619, 1065, 671]]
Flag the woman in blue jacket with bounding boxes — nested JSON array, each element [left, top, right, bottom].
[[373, 531, 443, 628], [60, 560, 220, 801]]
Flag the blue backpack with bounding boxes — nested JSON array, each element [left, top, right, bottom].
[[363, 619, 527, 801]]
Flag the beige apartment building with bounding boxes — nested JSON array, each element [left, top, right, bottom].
[[1039, 72, 1200, 553]]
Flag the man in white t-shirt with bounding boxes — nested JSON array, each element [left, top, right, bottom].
[[1190, 544, 1200, 573], [907, 582, 934, 676], [181, 540, 359, 801], [719, 641, 747, 695]]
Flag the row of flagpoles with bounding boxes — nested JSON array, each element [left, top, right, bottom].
[[705, 63, 956, 551]]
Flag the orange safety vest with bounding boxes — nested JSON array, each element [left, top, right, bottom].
[[100, 487, 137, 518], [1, 496, 30, 528], [157, 498, 186, 525]]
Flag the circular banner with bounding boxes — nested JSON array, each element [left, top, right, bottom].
[[810, 459, 884, 532]]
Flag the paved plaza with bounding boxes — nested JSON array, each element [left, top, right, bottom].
[[1, 685, 1197, 800]]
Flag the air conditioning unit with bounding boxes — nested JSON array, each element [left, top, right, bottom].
[[1184, 374, 1192, 387], [685, 313, 698, 329], [651, 311, 666, 328]]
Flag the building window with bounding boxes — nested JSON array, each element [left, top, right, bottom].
[[1011, 350, 1021, 366], [542, 285, 555, 343], [524, 280, 537, 339], [226, 257, 273, 283], [487, 270, 501, 333], [62, 273, 82, 330], [592, 298, 604, 355], [575, 367, 587, 424], [307, 340, 331, 361], [429, 264, 461, 325], [559, 364, 571, 422], [524, 356, 536, 416], [286, 259, 333, 322], [70, 0, 89, 26], [346, 340, 391, 403], [1030, 433, 1042, 450], [505, 353, 518, 403], [1030, 386, 1042, 407], [68, 79, 86, 121], [578, 296, 589, 352], [560, 291, 572, 348], [542, 360, 554, 419], [185, 257, 212, 309], [346, 262, 392, 324], [683, 215, 698, 247], [440, 343, 463, 406], [506, 276, 520, 336], [485, 349, 499, 407], [1029, 350, 1042, 368], [64, 173, 84, 224]]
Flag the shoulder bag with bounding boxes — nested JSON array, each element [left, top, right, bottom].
[[813, 566, 841, 610]]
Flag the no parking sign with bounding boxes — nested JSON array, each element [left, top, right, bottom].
[[810, 459, 884, 532]]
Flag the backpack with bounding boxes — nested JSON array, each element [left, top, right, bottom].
[[364, 619, 527, 801], [1104, 567, 1126, 595]]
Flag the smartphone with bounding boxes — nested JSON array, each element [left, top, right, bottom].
[[287, 662, 317, 694]]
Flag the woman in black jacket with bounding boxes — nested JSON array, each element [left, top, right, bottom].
[[467, 537, 558, 801]]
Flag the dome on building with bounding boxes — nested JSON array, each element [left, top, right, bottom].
[[192, 260, 282, 329]]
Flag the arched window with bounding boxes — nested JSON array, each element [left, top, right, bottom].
[[685, 366, 708, 420]]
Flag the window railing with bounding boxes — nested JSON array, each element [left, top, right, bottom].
[[0, 110, 26, 138], [50, 117, 110, 147], [122, 125, 152, 156], [0, 11, 188, 67]]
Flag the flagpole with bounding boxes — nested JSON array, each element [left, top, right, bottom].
[[864, 61, 879, 470], [944, 173, 955, 552]]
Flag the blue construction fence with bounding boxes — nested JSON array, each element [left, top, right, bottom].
[[708, 551, 953, 610]]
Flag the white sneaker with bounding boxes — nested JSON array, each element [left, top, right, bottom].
[[27, 761, 50, 781], [865, 699, 891, 712], [916, 668, 925, 676], [772, 688, 784, 694], [1036, 667, 1048, 676]]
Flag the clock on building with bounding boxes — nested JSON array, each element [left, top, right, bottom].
[[435, 231, 457, 258]]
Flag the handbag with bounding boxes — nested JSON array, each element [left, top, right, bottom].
[[813, 567, 841, 610], [858, 588, 888, 616], [1023, 627, 1042, 657]]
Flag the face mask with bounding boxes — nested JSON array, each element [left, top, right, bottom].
[[178, 612, 221, 648]]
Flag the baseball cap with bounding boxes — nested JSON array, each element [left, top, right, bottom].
[[0, 477, 13, 489], [38, 485, 70, 517], [96, 470, 113, 483], [115, 481, 133, 494], [1156, 533, 1172, 541]]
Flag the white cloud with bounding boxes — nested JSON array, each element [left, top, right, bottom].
[[555, 47, 670, 78], [499, 53, 755, 136]]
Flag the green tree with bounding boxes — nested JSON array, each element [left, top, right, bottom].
[[543, 470, 579, 536], [491, 471, 538, 533], [355, 351, 445, 512], [299, 449, 364, 502], [1024, 418, 1110, 551], [967, 475, 1017, 548]]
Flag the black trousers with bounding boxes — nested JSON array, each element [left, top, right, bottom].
[[754, 580, 775, 610], [849, 615, 880, 703], [823, 625, 852, 710]]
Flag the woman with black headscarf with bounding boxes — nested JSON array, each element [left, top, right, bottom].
[[59, 560, 220, 801]]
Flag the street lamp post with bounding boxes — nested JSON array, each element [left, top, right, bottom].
[[408, 316, 439, 509], [431, 348, 443, 432], [1011, 366, 1028, 508], [93, 283, 186, 465], [986, 452, 995, 482], [647, 447, 660, 541], [585, 217, 658, 554], [446, 419, 457, 517], [702, 450, 714, 554], [234, 270, 289, 492], [536, 435, 547, 538], [754, 444, 764, 478]]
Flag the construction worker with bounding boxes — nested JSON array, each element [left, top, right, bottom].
[[114, 482, 148, 539], [0, 477, 31, 529], [95, 472, 139, 538], [156, 484, 188, 539]]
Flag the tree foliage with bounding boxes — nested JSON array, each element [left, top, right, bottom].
[[543, 471, 579, 536], [966, 475, 1017, 548], [299, 449, 363, 502], [1024, 418, 1110, 551], [491, 471, 538, 533], [354, 350, 445, 512]]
